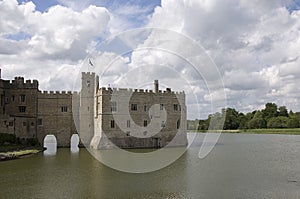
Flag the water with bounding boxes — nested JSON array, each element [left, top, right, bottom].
[[1, 133, 300, 198]]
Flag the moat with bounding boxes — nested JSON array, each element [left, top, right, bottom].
[[1, 133, 300, 198]]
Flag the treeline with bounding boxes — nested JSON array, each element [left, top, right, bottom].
[[188, 103, 300, 130]]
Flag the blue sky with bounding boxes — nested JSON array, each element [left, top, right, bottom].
[[17, 0, 161, 13]]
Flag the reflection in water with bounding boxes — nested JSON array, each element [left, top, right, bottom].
[[43, 135, 57, 155], [70, 134, 80, 153], [1, 134, 300, 198]]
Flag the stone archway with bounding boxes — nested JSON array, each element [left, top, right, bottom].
[[70, 134, 79, 152], [43, 134, 57, 155]]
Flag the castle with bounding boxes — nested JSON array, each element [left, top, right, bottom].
[[0, 70, 187, 148]]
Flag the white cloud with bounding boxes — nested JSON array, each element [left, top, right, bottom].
[[1, 0, 300, 118], [141, 0, 300, 117], [0, 0, 110, 92]]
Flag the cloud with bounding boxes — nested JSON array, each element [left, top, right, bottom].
[[140, 0, 300, 117], [0, 0, 110, 91], [1, 0, 300, 119]]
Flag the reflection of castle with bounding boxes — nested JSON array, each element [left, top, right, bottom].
[[0, 70, 187, 148]]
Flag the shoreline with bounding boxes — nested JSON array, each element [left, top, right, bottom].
[[189, 128, 300, 135], [0, 147, 44, 161]]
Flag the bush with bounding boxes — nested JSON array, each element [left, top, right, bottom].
[[0, 133, 17, 145], [267, 116, 290, 128], [26, 138, 39, 146]]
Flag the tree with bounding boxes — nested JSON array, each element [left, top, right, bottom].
[[262, 103, 278, 121], [248, 110, 267, 129], [223, 108, 239, 130], [278, 106, 288, 117], [288, 116, 299, 128], [267, 116, 289, 128], [237, 113, 248, 129], [198, 119, 209, 131]]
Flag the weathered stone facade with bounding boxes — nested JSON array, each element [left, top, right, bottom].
[[0, 70, 187, 148], [0, 75, 78, 147], [81, 73, 188, 149]]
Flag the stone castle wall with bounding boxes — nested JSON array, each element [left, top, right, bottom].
[[0, 71, 187, 148], [88, 75, 187, 149], [0, 75, 78, 147]]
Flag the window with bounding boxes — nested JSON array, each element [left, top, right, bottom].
[[23, 122, 27, 126], [11, 95, 15, 102], [61, 106, 68, 112], [111, 120, 115, 128], [160, 104, 164, 110], [37, 119, 42, 126], [111, 101, 117, 112], [174, 104, 178, 111], [19, 106, 26, 113], [9, 121, 13, 126], [0, 95, 3, 106], [179, 105, 181, 111], [20, 95, 26, 102], [144, 105, 147, 112], [144, 120, 148, 127], [161, 121, 165, 127], [131, 104, 137, 111], [177, 119, 181, 129], [87, 80, 90, 87], [31, 122, 34, 126], [127, 120, 130, 128], [126, 131, 130, 136]]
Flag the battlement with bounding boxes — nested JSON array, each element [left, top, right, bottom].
[[38, 90, 79, 97], [99, 86, 185, 95], [82, 72, 95, 76], [4, 77, 39, 89]]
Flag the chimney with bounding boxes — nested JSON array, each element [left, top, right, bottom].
[[154, 80, 159, 93]]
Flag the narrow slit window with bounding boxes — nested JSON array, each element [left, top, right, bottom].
[[111, 120, 115, 128]]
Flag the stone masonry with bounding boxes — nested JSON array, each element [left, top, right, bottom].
[[0, 70, 187, 148]]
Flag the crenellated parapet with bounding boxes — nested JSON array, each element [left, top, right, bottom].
[[0, 77, 38, 89], [11, 77, 38, 88], [98, 86, 185, 97], [38, 90, 79, 98]]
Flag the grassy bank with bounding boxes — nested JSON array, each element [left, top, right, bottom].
[[240, 128, 300, 135], [190, 128, 300, 135], [0, 148, 42, 161]]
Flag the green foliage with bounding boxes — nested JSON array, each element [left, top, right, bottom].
[[198, 119, 209, 131], [267, 116, 290, 128], [191, 102, 300, 130], [26, 138, 39, 146], [248, 110, 266, 129], [288, 112, 300, 128], [262, 103, 278, 120], [223, 108, 239, 130], [278, 106, 288, 117], [0, 133, 17, 145]]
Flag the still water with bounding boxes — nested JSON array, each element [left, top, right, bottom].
[[1, 133, 300, 199]]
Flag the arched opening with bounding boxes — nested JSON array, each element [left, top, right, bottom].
[[70, 134, 79, 153], [44, 134, 57, 155]]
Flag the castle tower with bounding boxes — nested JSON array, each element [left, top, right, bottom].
[[79, 72, 98, 146]]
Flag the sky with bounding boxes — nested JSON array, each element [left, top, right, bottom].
[[0, 0, 300, 119]]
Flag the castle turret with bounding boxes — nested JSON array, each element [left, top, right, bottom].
[[80, 72, 97, 146]]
